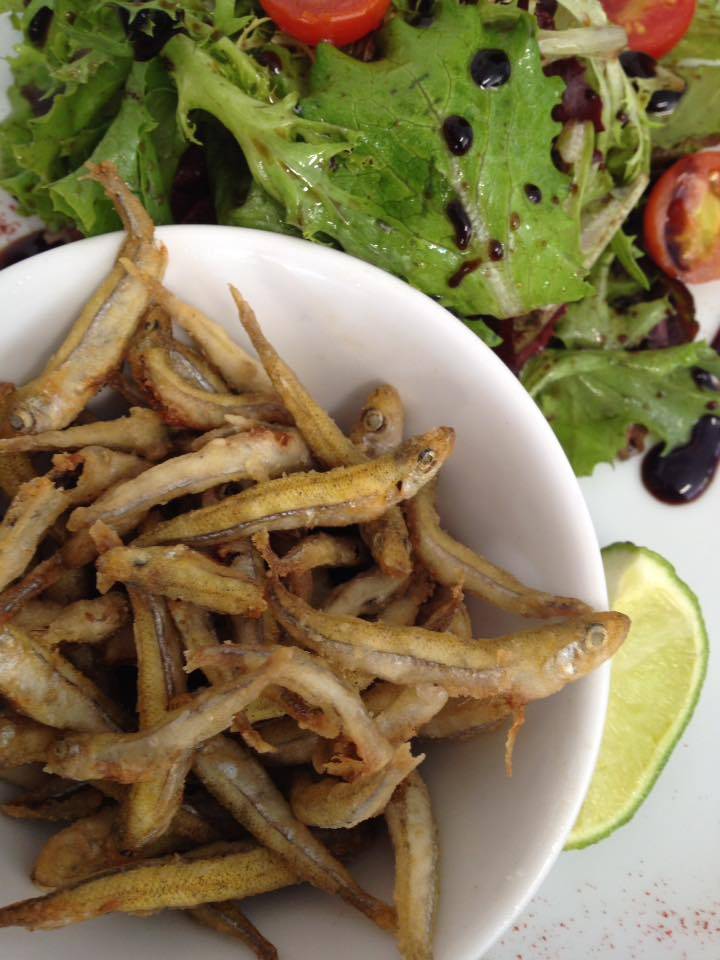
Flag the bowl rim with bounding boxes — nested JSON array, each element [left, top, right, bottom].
[[0, 223, 609, 957]]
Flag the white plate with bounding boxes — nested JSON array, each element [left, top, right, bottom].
[[0, 226, 607, 960]]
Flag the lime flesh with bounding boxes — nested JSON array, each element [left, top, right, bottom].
[[566, 542, 708, 850]]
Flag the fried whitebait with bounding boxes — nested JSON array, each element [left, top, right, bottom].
[[323, 567, 410, 618], [194, 735, 395, 931], [0, 842, 299, 930], [120, 590, 192, 851], [419, 697, 511, 741], [5, 164, 166, 435], [37, 594, 129, 647], [269, 579, 629, 700], [1, 780, 106, 824], [258, 532, 367, 578], [0, 715, 57, 767], [420, 584, 465, 634], [405, 481, 591, 619], [167, 599, 235, 687], [385, 771, 438, 960], [0, 625, 124, 732], [253, 716, 319, 767], [0, 555, 64, 626], [46, 654, 286, 781], [129, 327, 289, 431], [290, 744, 422, 829], [350, 385, 405, 459], [372, 685, 449, 745], [0, 477, 68, 593], [233, 287, 414, 578], [166, 336, 230, 395], [227, 539, 280, 651], [189, 901, 278, 960], [0, 408, 171, 461], [33, 805, 217, 889], [380, 571, 435, 627], [123, 263, 271, 393], [0, 446, 147, 592], [96, 543, 267, 617], [136, 428, 454, 548], [11, 599, 64, 632], [187, 645, 394, 778], [69, 426, 311, 536], [0, 383, 35, 498]]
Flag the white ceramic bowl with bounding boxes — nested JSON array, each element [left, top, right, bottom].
[[0, 227, 607, 960]]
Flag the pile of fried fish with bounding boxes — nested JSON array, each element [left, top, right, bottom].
[[0, 164, 628, 960]]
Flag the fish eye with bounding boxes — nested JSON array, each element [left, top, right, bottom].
[[363, 408, 385, 433], [9, 408, 34, 433], [585, 623, 608, 649], [417, 448, 436, 471]]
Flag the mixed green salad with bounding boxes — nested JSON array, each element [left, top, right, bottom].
[[0, 0, 719, 478]]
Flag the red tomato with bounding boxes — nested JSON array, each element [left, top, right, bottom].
[[644, 152, 720, 285], [601, 0, 696, 58], [259, 0, 391, 46]]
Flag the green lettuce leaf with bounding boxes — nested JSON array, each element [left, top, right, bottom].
[[523, 342, 720, 475], [168, 2, 589, 331], [302, 3, 589, 322], [652, 65, 720, 154], [555, 251, 667, 350], [0, 1, 190, 232], [0, 0, 135, 226], [652, 0, 720, 153], [667, 0, 720, 62], [49, 59, 185, 235]]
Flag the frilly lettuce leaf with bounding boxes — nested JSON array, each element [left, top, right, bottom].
[[555, 251, 666, 350], [652, 0, 720, 154], [167, 2, 590, 332], [49, 59, 185, 234], [301, 3, 589, 323], [523, 342, 720, 475]]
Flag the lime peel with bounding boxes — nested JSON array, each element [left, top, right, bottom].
[[566, 541, 708, 850]]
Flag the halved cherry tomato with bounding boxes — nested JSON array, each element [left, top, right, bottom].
[[259, 0, 392, 46], [601, 0, 696, 59], [644, 152, 720, 285]]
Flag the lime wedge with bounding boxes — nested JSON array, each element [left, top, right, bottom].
[[566, 542, 708, 850]]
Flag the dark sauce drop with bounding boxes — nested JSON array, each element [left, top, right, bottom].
[[692, 368, 719, 391], [647, 89, 685, 117], [642, 416, 720, 504], [488, 239, 504, 261], [446, 200, 472, 251], [442, 116, 474, 156], [524, 183, 542, 204], [470, 49, 511, 89], [619, 51, 657, 78], [118, 7, 179, 61], [551, 144, 571, 174], [448, 258, 482, 288], [28, 6, 52, 47]]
